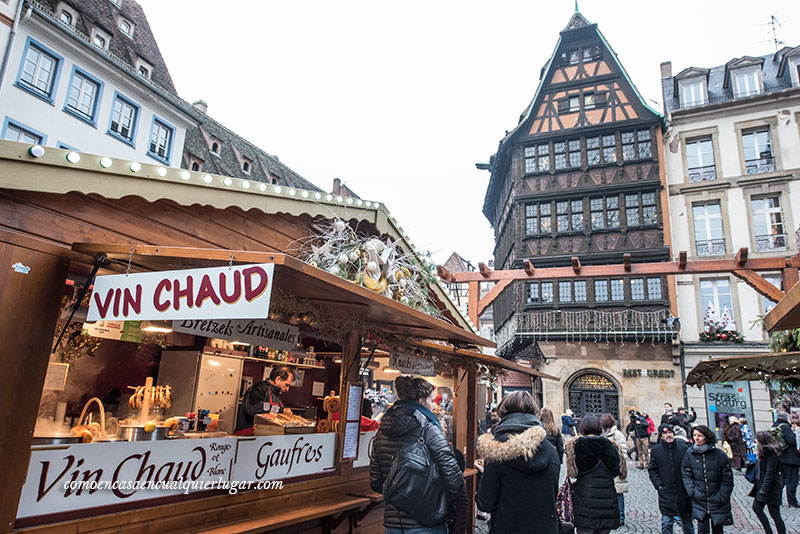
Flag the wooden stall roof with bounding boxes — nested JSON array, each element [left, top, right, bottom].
[[0, 139, 478, 336], [685, 351, 800, 387], [72, 243, 494, 348], [412, 340, 558, 380], [764, 280, 800, 332]]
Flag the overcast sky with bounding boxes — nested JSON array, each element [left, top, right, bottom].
[[138, 0, 799, 266]]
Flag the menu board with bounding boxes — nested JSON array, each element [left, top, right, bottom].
[[340, 382, 363, 460], [43, 362, 69, 391]]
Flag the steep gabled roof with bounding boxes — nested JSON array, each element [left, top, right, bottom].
[[722, 56, 764, 88], [481, 11, 662, 224]]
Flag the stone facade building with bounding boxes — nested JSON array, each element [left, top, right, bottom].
[[481, 11, 682, 420], [661, 45, 800, 437]]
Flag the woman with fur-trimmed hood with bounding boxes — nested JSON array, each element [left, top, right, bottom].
[[565, 414, 626, 534], [477, 391, 560, 534]]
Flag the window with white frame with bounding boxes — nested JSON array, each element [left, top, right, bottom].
[[680, 79, 706, 107], [733, 69, 761, 98], [625, 192, 657, 227], [762, 275, 782, 314], [526, 203, 551, 235], [118, 18, 133, 37], [66, 71, 100, 121], [4, 123, 42, 144], [109, 95, 137, 141], [700, 279, 735, 329], [93, 34, 106, 48], [741, 128, 774, 174], [556, 199, 583, 233], [590, 196, 619, 230], [686, 137, 716, 181], [60, 10, 73, 25], [524, 144, 549, 173], [19, 43, 58, 98], [527, 281, 554, 304], [692, 202, 724, 255], [751, 195, 786, 251], [148, 119, 173, 161]]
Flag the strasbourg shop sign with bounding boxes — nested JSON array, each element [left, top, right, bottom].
[[17, 432, 376, 520], [86, 264, 274, 322]]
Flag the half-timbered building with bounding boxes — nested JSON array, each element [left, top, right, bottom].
[[480, 11, 682, 419]]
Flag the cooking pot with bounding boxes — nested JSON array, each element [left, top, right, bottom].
[[117, 424, 174, 441], [32, 435, 85, 446]]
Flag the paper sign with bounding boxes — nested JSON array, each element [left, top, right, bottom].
[[312, 381, 325, 397], [43, 362, 69, 391], [87, 264, 274, 322], [342, 422, 361, 460], [172, 318, 298, 352], [83, 320, 143, 343], [389, 352, 435, 376]]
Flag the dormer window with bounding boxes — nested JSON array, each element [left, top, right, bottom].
[[733, 69, 761, 98], [679, 78, 706, 107], [242, 158, 252, 173], [191, 162, 200, 171], [118, 18, 134, 37], [138, 66, 149, 78], [93, 34, 105, 48], [135, 57, 153, 80], [211, 142, 219, 153], [60, 11, 72, 25]]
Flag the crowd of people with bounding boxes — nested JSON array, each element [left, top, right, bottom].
[[368, 376, 800, 534]]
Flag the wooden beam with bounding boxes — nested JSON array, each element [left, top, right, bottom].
[[449, 256, 791, 283], [436, 264, 454, 283], [623, 254, 631, 272], [765, 278, 800, 332], [477, 279, 513, 317], [523, 260, 535, 276], [736, 247, 748, 266], [468, 281, 479, 327], [571, 256, 581, 274], [678, 251, 687, 269], [732, 270, 784, 303], [783, 266, 799, 292], [478, 262, 491, 278]]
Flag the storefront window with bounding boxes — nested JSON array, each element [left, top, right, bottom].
[[704, 381, 754, 440]]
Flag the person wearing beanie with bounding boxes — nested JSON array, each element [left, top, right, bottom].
[[649, 424, 693, 533]]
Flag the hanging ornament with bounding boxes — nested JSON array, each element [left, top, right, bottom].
[[366, 261, 378, 273], [338, 253, 349, 264], [349, 250, 360, 262], [334, 220, 346, 232], [327, 265, 339, 275]]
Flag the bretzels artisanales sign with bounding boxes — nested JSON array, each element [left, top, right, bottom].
[[86, 264, 274, 322]]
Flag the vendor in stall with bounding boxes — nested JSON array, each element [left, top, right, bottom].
[[235, 365, 295, 434]]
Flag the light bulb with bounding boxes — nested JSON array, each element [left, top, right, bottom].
[[223, 177, 232, 186], [156, 166, 167, 176], [66, 152, 81, 163], [129, 162, 141, 172], [180, 170, 191, 180], [99, 157, 112, 168], [203, 175, 213, 184], [28, 146, 45, 158]]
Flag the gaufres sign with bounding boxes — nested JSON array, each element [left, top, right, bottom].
[[18, 433, 343, 520], [86, 264, 274, 322]]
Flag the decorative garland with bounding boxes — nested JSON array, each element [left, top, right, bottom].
[[289, 219, 444, 318], [699, 330, 743, 343], [53, 323, 102, 364]]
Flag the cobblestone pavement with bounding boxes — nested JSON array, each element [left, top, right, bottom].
[[475, 458, 800, 533]]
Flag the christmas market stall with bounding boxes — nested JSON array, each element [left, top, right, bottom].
[[0, 139, 543, 534]]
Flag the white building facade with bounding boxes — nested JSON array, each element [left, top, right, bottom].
[[661, 46, 800, 437], [0, 0, 198, 165]]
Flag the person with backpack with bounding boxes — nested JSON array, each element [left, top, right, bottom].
[[562, 408, 578, 439], [772, 411, 800, 508], [476, 391, 560, 534], [749, 431, 786, 534], [648, 424, 693, 534], [369, 375, 464, 533], [681, 425, 734, 534]]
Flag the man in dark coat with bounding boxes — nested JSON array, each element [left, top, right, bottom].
[[477, 411, 560, 534], [774, 411, 800, 507], [681, 425, 734, 534], [627, 410, 651, 469], [648, 424, 693, 534]]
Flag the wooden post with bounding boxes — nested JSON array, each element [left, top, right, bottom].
[[464, 365, 478, 533], [336, 330, 361, 475], [0, 243, 68, 533], [468, 281, 479, 329]]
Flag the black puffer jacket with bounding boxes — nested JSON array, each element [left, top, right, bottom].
[[476, 413, 560, 534], [566, 436, 622, 531], [648, 439, 691, 516], [369, 403, 463, 529], [681, 444, 733, 526], [749, 447, 783, 506], [545, 432, 564, 462]]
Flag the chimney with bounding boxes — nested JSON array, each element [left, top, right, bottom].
[[660, 61, 672, 79], [332, 178, 341, 195], [192, 99, 208, 114]]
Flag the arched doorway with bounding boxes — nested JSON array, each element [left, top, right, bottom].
[[567, 372, 619, 421]]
